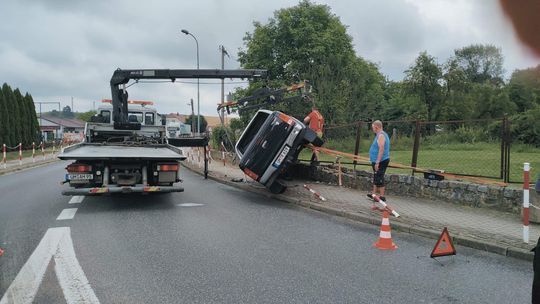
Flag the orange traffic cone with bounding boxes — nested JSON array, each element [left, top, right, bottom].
[[373, 210, 398, 250]]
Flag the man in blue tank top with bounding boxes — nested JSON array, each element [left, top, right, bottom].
[[368, 120, 390, 202]]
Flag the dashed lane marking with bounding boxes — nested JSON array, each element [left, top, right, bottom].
[[56, 208, 78, 221], [0, 227, 100, 304], [68, 196, 84, 204], [176, 203, 205, 207]]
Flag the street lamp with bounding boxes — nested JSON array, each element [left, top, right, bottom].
[[181, 29, 200, 134]]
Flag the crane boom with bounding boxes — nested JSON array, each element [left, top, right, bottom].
[[110, 68, 267, 129]]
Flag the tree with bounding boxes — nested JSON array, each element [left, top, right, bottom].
[[403, 52, 443, 124], [469, 83, 516, 119], [62, 105, 75, 118], [510, 105, 540, 146], [508, 64, 540, 112], [185, 115, 207, 133], [76, 111, 97, 122], [453, 44, 504, 85], [237, 0, 385, 125], [13, 89, 30, 146], [2, 84, 18, 146], [0, 88, 7, 145], [24, 93, 40, 143]]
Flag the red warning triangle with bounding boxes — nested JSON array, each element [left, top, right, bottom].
[[431, 227, 456, 258]]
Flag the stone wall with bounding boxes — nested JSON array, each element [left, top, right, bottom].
[[290, 163, 532, 215]]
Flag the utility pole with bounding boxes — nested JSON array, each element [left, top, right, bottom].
[[34, 102, 61, 140], [219, 45, 230, 120], [71, 96, 74, 112], [189, 98, 195, 135]]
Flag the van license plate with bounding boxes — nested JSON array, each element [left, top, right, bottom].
[[273, 145, 290, 167], [68, 174, 93, 180]]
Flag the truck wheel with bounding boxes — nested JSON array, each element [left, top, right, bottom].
[[268, 181, 286, 194]]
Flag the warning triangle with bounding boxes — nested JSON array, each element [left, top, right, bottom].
[[431, 227, 456, 258]]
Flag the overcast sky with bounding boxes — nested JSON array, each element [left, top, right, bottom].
[[1, 0, 539, 116]]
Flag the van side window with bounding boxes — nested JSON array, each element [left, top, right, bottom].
[[145, 113, 155, 125]]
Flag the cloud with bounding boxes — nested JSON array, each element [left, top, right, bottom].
[[1, 0, 539, 115]]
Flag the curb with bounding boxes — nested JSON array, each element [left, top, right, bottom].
[[0, 159, 61, 176], [182, 164, 534, 262]]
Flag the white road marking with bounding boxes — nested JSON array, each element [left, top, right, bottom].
[[68, 196, 84, 204], [0, 227, 100, 304], [176, 203, 204, 207], [56, 208, 78, 221]]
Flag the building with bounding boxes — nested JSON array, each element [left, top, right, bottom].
[[38, 115, 85, 141]]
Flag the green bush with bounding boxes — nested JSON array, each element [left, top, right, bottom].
[[211, 125, 235, 151], [511, 106, 540, 147]]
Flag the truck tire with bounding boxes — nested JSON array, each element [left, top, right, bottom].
[[268, 181, 286, 194]]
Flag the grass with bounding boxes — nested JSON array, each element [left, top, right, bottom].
[[300, 138, 540, 184]]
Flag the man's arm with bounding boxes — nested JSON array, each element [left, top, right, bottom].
[[303, 114, 311, 124], [375, 134, 385, 171]]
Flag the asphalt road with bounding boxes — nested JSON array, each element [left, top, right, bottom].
[[0, 161, 534, 303]]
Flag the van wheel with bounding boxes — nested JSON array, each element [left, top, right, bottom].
[[268, 181, 286, 194]]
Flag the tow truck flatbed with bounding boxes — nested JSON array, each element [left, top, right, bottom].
[[58, 143, 186, 161]]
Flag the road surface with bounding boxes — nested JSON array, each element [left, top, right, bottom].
[[0, 161, 533, 303]]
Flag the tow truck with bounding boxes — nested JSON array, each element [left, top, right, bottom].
[[59, 68, 266, 195]]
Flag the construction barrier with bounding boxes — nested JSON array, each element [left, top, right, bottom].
[[303, 184, 327, 201], [524, 162, 530, 243], [0, 140, 68, 169]]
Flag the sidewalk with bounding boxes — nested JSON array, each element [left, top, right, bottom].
[[183, 148, 537, 261], [0, 153, 60, 176]]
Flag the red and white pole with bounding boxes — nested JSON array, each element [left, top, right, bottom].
[[2, 144, 6, 169], [32, 142, 36, 163], [18, 143, 22, 166], [303, 184, 327, 201], [524, 162, 530, 243], [197, 147, 201, 168], [41, 141, 45, 160], [221, 142, 226, 167]]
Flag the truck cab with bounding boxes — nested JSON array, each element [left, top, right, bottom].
[[236, 110, 323, 194], [95, 100, 163, 126]]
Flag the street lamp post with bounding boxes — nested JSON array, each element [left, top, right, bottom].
[[181, 29, 200, 134]]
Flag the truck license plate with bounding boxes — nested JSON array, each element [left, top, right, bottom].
[[273, 145, 290, 167], [67, 173, 93, 180]]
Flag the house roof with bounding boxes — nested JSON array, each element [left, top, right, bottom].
[[205, 116, 230, 128], [165, 113, 188, 122], [39, 115, 86, 128]]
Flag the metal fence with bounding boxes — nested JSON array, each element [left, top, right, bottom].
[[301, 117, 537, 184]]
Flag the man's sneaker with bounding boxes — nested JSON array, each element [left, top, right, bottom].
[[379, 196, 387, 203], [367, 193, 374, 200]]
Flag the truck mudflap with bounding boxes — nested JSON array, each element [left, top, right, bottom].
[[62, 185, 184, 196]]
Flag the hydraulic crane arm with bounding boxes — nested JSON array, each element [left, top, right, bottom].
[[110, 68, 267, 130]]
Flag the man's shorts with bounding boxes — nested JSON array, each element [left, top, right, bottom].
[[316, 131, 323, 138], [371, 159, 390, 187]]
